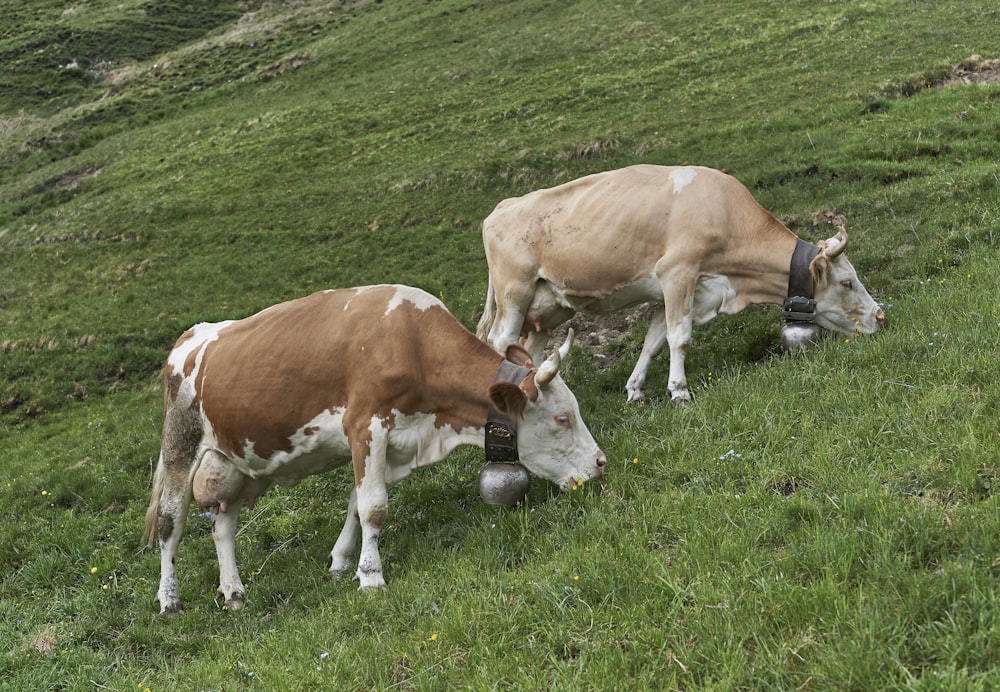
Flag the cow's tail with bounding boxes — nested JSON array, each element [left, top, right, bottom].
[[142, 455, 166, 548], [475, 277, 496, 342], [143, 393, 204, 548]]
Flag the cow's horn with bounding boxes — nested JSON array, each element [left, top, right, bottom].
[[823, 216, 848, 258], [536, 329, 573, 386], [558, 328, 574, 359]]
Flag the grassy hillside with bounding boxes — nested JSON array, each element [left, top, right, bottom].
[[2, 0, 998, 688]]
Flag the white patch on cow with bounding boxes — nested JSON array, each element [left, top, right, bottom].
[[670, 167, 698, 195], [167, 320, 233, 376], [340, 284, 377, 312], [166, 320, 234, 407], [385, 410, 481, 483], [691, 274, 737, 324], [231, 407, 352, 485], [384, 285, 443, 316]]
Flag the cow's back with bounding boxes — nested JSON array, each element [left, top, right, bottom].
[[482, 165, 757, 291]]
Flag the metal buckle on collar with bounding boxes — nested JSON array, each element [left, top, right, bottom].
[[485, 421, 519, 462], [782, 295, 817, 322]]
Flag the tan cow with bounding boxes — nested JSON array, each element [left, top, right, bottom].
[[144, 285, 606, 614], [477, 164, 885, 404]]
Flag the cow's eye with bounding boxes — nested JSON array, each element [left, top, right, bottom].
[[840, 279, 853, 289], [554, 414, 571, 428]]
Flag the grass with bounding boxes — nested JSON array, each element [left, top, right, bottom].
[[2, 0, 1000, 688]]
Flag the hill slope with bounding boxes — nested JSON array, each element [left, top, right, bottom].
[[1, 1, 999, 688]]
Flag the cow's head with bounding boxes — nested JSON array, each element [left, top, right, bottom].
[[488, 330, 607, 490], [809, 224, 885, 337]]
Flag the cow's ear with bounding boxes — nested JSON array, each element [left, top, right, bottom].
[[809, 253, 831, 286], [504, 344, 534, 368], [489, 382, 527, 420]]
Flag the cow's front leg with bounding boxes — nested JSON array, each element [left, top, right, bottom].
[[658, 272, 696, 405], [352, 424, 390, 589], [211, 503, 246, 610], [625, 311, 668, 402], [664, 314, 694, 405], [329, 486, 360, 577]]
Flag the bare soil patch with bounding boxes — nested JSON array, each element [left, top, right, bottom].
[[942, 55, 1000, 87]]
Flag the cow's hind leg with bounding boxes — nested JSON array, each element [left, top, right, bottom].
[[486, 279, 535, 354], [145, 400, 204, 615], [149, 453, 194, 615], [329, 486, 361, 578]]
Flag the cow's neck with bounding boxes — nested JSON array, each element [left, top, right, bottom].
[[724, 221, 801, 309], [421, 334, 510, 435]]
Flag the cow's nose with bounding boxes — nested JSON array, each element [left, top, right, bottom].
[[595, 451, 607, 473], [876, 308, 886, 326]]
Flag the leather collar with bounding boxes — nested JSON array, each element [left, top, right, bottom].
[[485, 360, 531, 463], [782, 238, 820, 322]]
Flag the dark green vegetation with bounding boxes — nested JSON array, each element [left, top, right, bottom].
[[2, 0, 998, 688]]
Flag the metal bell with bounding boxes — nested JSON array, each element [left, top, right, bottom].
[[478, 462, 531, 506], [781, 323, 824, 352]]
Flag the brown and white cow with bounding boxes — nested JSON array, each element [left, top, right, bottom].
[[143, 284, 605, 614], [476, 165, 885, 404]]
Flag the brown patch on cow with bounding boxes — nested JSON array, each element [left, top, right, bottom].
[[157, 514, 175, 542], [366, 506, 387, 529], [518, 370, 540, 403], [303, 426, 319, 436], [182, 347, 200, 380]]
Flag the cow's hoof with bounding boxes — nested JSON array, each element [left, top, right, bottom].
[[357, 571, 386, 590], [217, 590, 245, 611], [159, 601, 183, 616], [625, 389, 647, 403], [329, 557, 353, 578], [670, 394, 692, 407]]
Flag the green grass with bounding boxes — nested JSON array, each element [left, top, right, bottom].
[[2, 0, 1000, 688]]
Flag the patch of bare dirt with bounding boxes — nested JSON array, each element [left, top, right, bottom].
[[550, 304, 654, 367], [942, 54, 1000, 87], [31, 626, 58, 655], [261, 54, 312, 77], [51, 165, 101, 190]]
